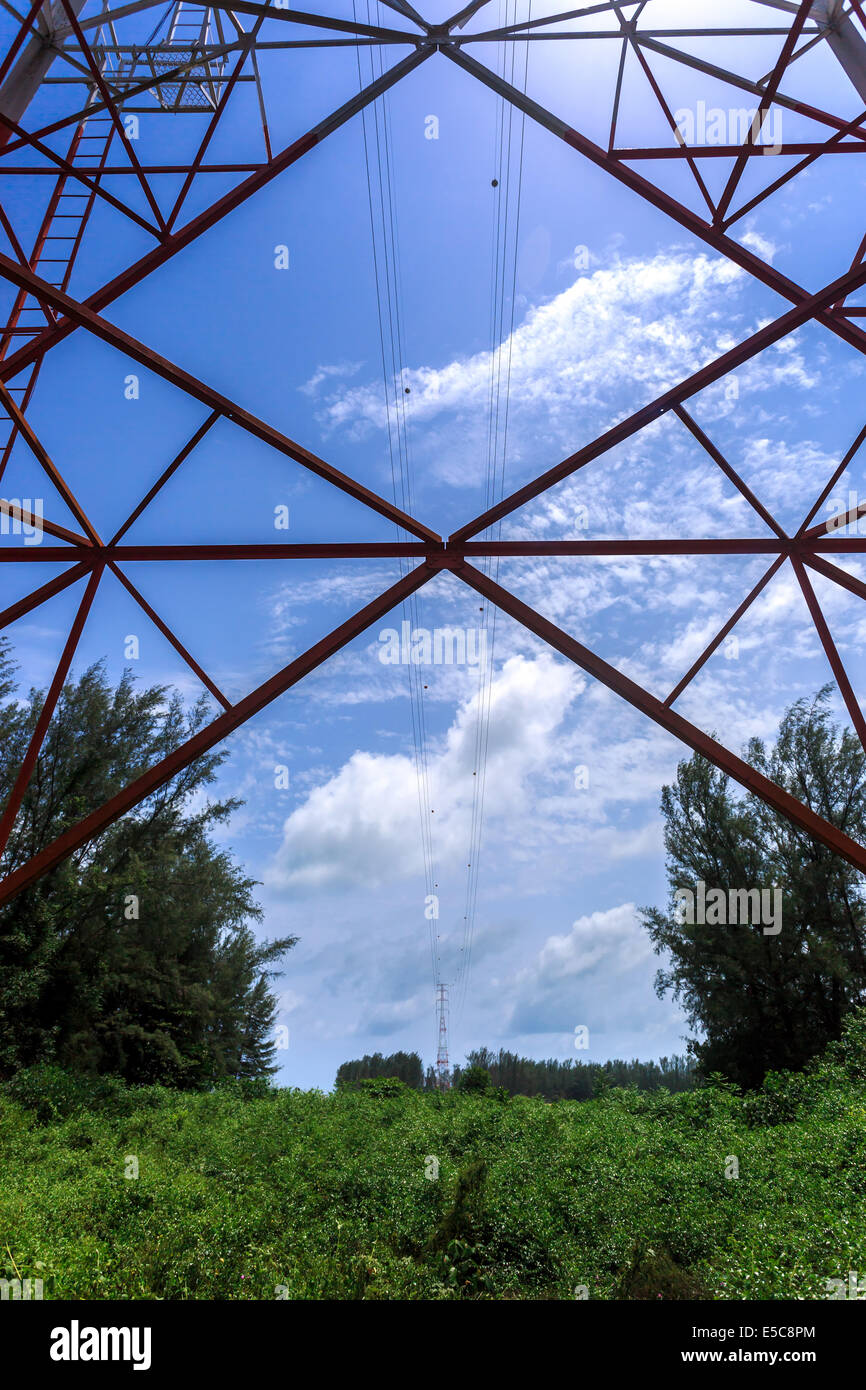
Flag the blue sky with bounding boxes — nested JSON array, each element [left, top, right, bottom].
[[3, 0, 866, 1086]]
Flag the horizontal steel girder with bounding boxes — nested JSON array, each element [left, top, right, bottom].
[[4, 2, 866, 902]]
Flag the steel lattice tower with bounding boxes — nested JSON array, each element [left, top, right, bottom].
[[435, 982, 450, 1089], [3, 0, 866, 910]]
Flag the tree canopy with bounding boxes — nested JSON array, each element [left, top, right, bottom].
[[641, 687, 866, 1087], [0, 640, 295, 1086], [457, 1048, 696, 1098], [336, 1051, 424, 1089], [335, 1047, 696, 1097]]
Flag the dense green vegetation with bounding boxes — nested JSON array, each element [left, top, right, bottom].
[[457, 1048, 697, 1098], [2, 1012, 865, 1301], [336, 1049, 697, 1097], [0, 643, 294, 1085], [336, 1050, 426, 1089], [643, 687, 866, 1087], [3, 658, 865, 1301]]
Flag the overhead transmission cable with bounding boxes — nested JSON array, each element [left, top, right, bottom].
[[354, 3, 442, 1040], [455, 0, 531, 1018]]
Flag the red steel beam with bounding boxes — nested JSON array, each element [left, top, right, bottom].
[[0, 201, 55, 330], [0, 562, 434, 904], [0, 544, 439, 560], [107, 562, 232, 711], [454, 561, 866, 872], [450, 255, 866, 543], [0, 164, 268, 174], [0, 563, 103, 858], [110, 412, 221, 545], [804, 501, 866, 538], [0, 47, 433, 383], [672, 405, 788, 540], [613, 142, 866, 158], [442, 45, 866, 361], [0, 498, 91, 546], [804, 551, 866, 603], [0, 254, 440, 543], [792, 555, 866, 751], [664, 555, 787, 707], [0, 0, 46, 94], [0, 378, 102, 544], [456, 539, 866, 554], [9, 538, 866, 563], [832, 227, 866, 313], [194, 2, 420, 43], [0, 557, 96, 630], [798, 419, 866, 534]]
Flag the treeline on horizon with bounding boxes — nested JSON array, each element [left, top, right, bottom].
[[334, 1048, 697, 1098]]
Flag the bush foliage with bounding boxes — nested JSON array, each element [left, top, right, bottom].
[[2, 1011, 866, 1300]]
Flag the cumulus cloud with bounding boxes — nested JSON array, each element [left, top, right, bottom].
[[298, 249, 830, 493], [362, 993, 429, 1036], [304, 251, 746, 451], [267, 652, 582, 893], [237, 245, 862, 1078], [503, 902, 660, 1035]]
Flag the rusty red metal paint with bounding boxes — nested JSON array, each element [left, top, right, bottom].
[[3, 5, 866, 905]]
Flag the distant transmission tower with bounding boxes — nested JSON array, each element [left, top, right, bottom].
[[435, 983, 450, 1090]]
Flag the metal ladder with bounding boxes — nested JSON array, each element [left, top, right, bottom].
[[0, 95, 119, 482], [162, 4, 219, 110], [0, 3, 224, 484]]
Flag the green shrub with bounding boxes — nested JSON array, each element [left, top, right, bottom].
[[456, 1067, 492, 1095], [353, 1077, 408, 1099], [1, 1019, 865, 1300], [3, 1065, 125, 1121], [616, 1244, 712, 1301]]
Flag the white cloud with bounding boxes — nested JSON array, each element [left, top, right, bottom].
[[267, 652, 581, 892], [503, 902, 660, 1035], [305, 252, 748, 462], [740, 228, 780, 264], [298, 361, 363, 396]]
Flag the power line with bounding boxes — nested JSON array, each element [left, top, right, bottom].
[[456, 0, 532, 1018], [354, 0, 442, 1015]]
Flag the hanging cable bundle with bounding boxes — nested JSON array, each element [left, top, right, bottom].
[[455, 0, 532, 1019], [353, 2, 441, 1047]]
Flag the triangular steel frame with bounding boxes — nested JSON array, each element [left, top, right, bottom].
[[4, 0, 866, 907]]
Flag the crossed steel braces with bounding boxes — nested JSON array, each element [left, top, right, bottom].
[[4, 0, 866, 908]]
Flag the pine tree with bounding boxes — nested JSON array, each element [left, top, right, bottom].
[[0, 641, 295, 1085], [335, 1050, 424, 1088], [640, 687, 866, 1087]]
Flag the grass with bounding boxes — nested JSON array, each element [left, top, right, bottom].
[[2, 1016, 866, 1300]]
